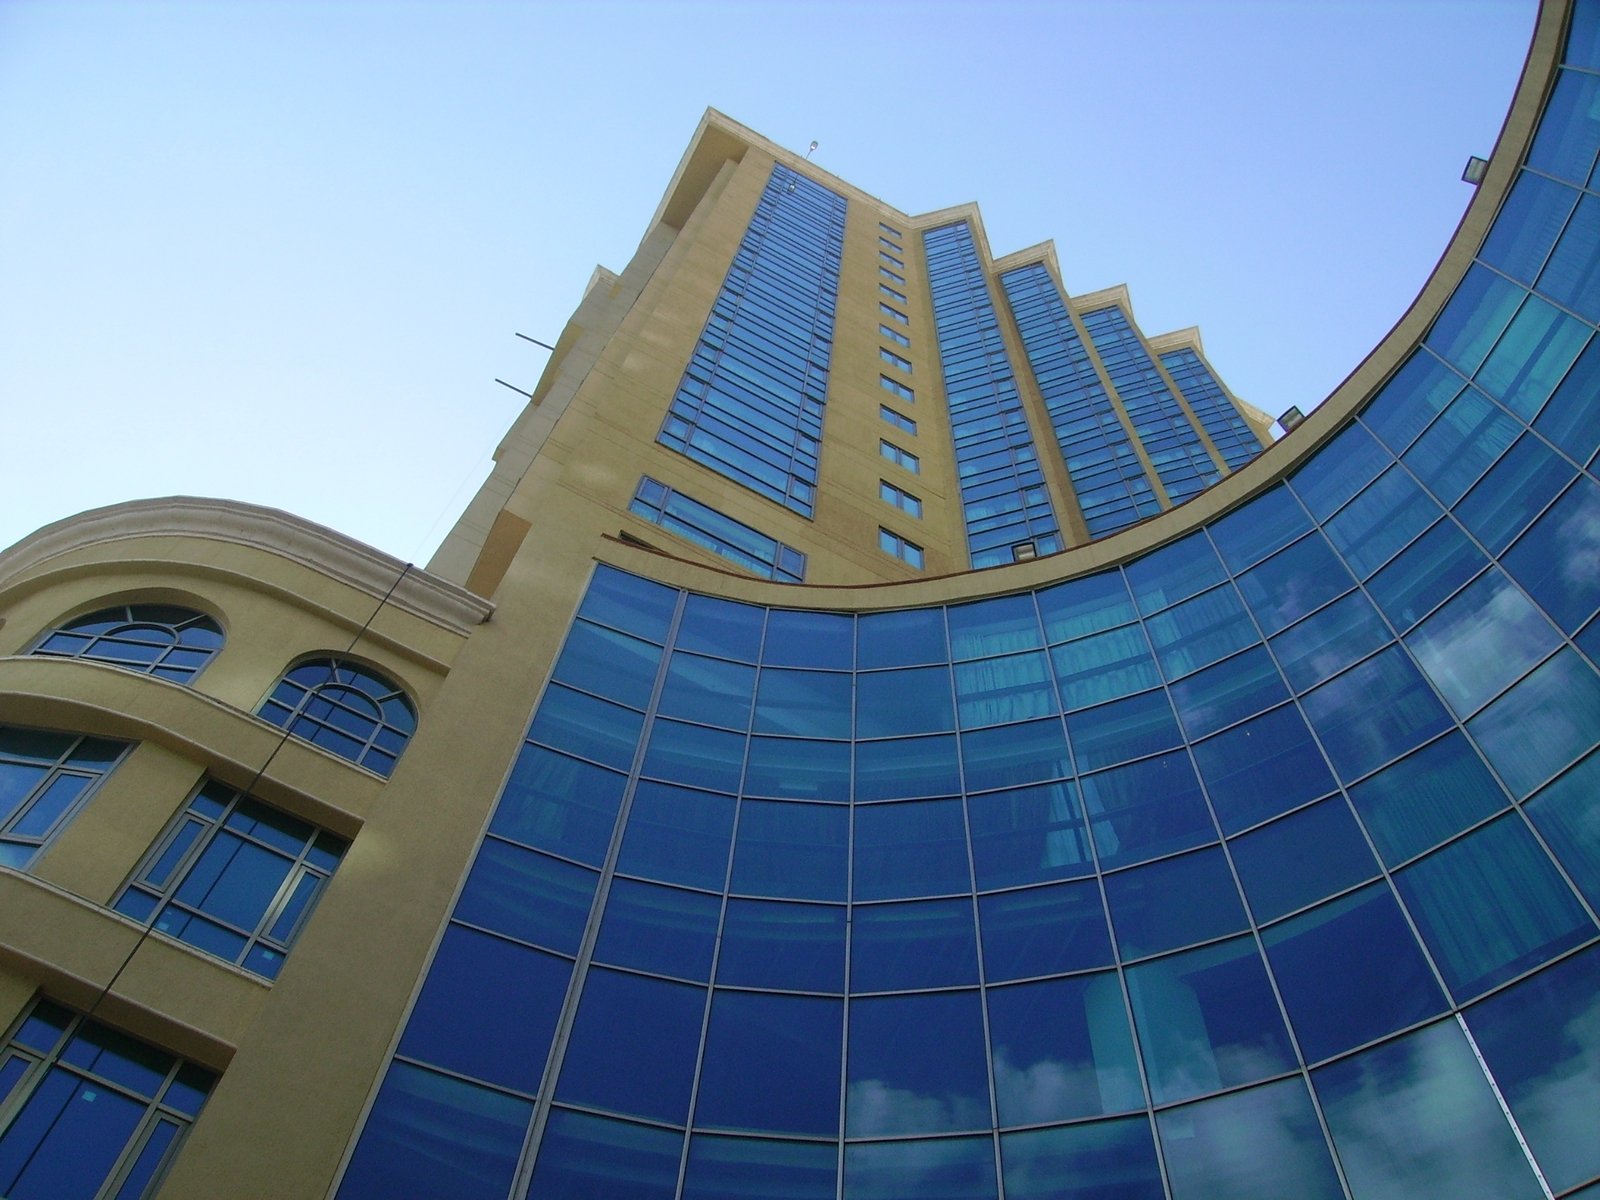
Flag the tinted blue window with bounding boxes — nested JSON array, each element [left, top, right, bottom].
[[716, 899, 845, 992], [853, 798, 971, 900], [695, 992, 842, 1135], [978, 879, 1113, 980], [1503, 476, 1600, 632], [594, 879, 720, 981], [1366, 519, 1487, 631], [1000, 1116, 1164, 1200], [642, 719, 745, 792], [1535, 334, 1600, 463], [850, 898, 979, 992], [674, 593, 764, 660], [1539, 191, 1600, 323], [1346, 732, 1509, 865], [961, 719, 1071, 792], [579, 566, 678, 643], [683, 1135, 836, 1200], [1068, 689, 1181, 771], [1037, 570, 1137, 641], [1468, 648, 1600, 796], [526, 686, 642, 769], [1479, 170, 1579, 285], [1051, 627, 1159, 711], [1081, 751, 1214, 869], [1313, 1021, 1543, 1200], [1403, 387, 1521, 504], [1406, 568, 1560, 716], [742, 736, 850, 801], [555, 968, 705, 1124], [755, 669, 853, 738], [1360, 350, 1467, 455], [455, 838, 596, 953], [1526, 750, 1600, 909], [551, 620, 662, 709], [1228, 796, 1379, 922], [856, 734, 961, 799], [966, 782, 1094, 888], [617, 781, 734, 890], [1190, 703, 1337, 834], [1209, 486, 1313, 572], [948, 594, 1043, 659], [1269, 589, 1392, 693], [1289, 421, 1391, 518], [1105, 845, 1247, 959], [764, 610, 853, 669], [956, 651, 1057, 726], [399, 925, 570, 1094], [336, 1062, 531, 1200], [530, 1108, 681, 1200], [1425, 264, 1526, 376], [1475, 295, 1590, 420], [1324, 465, 1440, 579], [657, 652, 755, 730], [1301, 647, 1450, 781], [1236, 532, 1353, 635], [856, 666, 955, 737], [1454, 433, 1573, 553], [845, 991, 990, 1135], [1262, 883, 1446, 1063], [857, 608, 947, 668], [1125, 935, 1296, 1104], [1167, 646, 1289, 739], [844, 1135, 997, 1200], [988, 973, 1143, 1124], [1124, 533, 1226, 615], [731, 799, 848, 901], [1145, 585, 1257, 680], [1157, 1078, 1344, 1200]]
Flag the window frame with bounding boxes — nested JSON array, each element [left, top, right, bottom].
[[881, 302, 910, 325], [880, 374, 916, 402], [879, 479, 924, 518], [878, 528, 926, 569], [0, 727, 129, 870], [257, 656, 416, 776], [29, 603, 224, 684], [880, 439, 921, 474]]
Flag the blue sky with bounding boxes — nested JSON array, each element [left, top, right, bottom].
[[1, 0, 1534, 564]]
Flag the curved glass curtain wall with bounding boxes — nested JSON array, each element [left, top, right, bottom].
[[337, 10, 1600, 1199]]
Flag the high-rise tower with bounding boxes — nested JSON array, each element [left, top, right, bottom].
[[0, 3, 1597, 1198]]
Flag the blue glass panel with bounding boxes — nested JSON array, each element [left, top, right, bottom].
[[456, 838, 596, 953], [856, 666, 955, 737], [961, 719, 1071, 792], [335, 1062, 531, 1200], [617, 781, 734, 891], [59, 1024, 170, 1097], [978, 879, 1112, 980], [1168, 647, 1289, 739], [948, 594, 1043, 659], [1037, 571, 1137, 642], [1406, 568, 1561, 716], [595, 878, 720, 981], [988, 972, 1142, 1124], [763, 611, 852, 669], [1237, 533, 1353, 635], [1467, 947, 1600, 1193], [1262, 883, 1446, 1063], [674, 593, 764, 660], [1425, 264, 1526, 375], [1229, 796, 1379, 922], [1469, 648, 1600, 795], [1000, 1116, 1164, 1200], [695, 991, 841, 1135], [1209, 486, 1314, 572], [398, 925, 569, 1093], [1145, 585, 1257, 680], [1361, 351, 1468, 455], [755, 669, 852, 739], [1504, 476, 1600, 632], [109, 1117, 179, 1200], [1526, 750, 1600, 909], [1313, 1020, 1543, 1200], [1105, 845, 1247, 959], [1158, 1077, 1344, 1200], [1535, 333, 1600, 463], [530, 1108, 681, 1200], [527, 685, 643, 768], [846, 991, 990, 1134], [858, 608, 948, 669], [1397, 814, 1592, 999], [658, 653, 756, 731], [1081, 751, 1214, 870], [1532, 68, 1600, 181], [742, 736, 849, 801], [1269, 589, 1392, 693], [1290, 421, 1391, 518], [490, 746, 627, 864], [170, 832, 290, 932], [853, 798, 971, 900], [1479, 170, 1579, 285], [1324, 465, 1440, 579], [844, 1135, 997, 1200], [717, 898, 845, 992], [856, 734, 960, 800], [1301, 647, 1450, 781], [1477, 296, 1590, 420], [1454, 433, 1573, 554], [731, 799, 848, 901], [1540, 192, 1600, 323], [0, 1070, 142, 1199], [1051, 628, 1159, 711], [551, 620, 662, 709], [1068, 690, 1181, 771], [1124, 533, 1226, 615], [1404, 387, 1521, 504], [683, 1135, 836, 1200], [579, 567, 678, 644], [1125, 934, 1296, 1104], [642, 719, 745, 792], [955, 651, 1056, 727], [1347, 732, 1509, 865], [967, 782, 1093, 888], [555, 968, 705, 1124], [851, 898, 980, 992]]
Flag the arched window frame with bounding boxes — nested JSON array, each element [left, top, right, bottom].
[[257, 656, 416, 777], [30, 603, 224, 684]]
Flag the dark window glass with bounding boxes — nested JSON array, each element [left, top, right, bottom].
[[1229, 797, 1379, 922], [1236, 533, 1353, 635], [1324, 465, 1440, 579], [1124, 533, 1226, 615], [0, 727, 128, 869], [1407, 568, 1559, 717], [742, 736, 850, 801], [398, 924, 570, 1093], [716, 899, 845, 992], [1301, 647, 1450, 782], [30, 603, 223, 683], [763, 610, 853, 669], [978, 878, 1112, 980], [845, 991, 990, 1135], [988, 972, 1143, 1124], [1468, 648, 1600, 796], [1289, 421, 1391, 518], [948, 594, 1043, 659], [594, 878, 720, 981], [1313, 1020, 1543, 1200], [1361, 350, 1467, 455], [695, 991, 841, 1136], [1209, 486, 1313, 572], [967, 782, 1093, 889], [579, 566, 678, 643], [1052, 628, 1159, 711], [1503, 476, 1600, 633], [1403, 386, 1521, 504], [1475, 295, 1590, 421], [526, 685, 642, 770], [856, 666, 955, 737], [489, 745, 627, 864], [853, 798, 971, 900], [455, 838, 597, 953], [1478, 170, 1579, 285], [1067, 690, 1182, 772], [1454, 433, 1573, 554], [1425, 264, 1526, 376], [642, 719, 746, 792], [1080, 751, 1214, 870], [844, 1135, 997, 1200], [855, 734, 960, 800], [1190, 702, 1336, 834], [1145, 585, 1257, 680], [1262, 883, 1446, 1063], [551, 619, 663, 709], [857, 608, 948, 668], [1037, 570, 1137, 642], [682, 1135, 836, 1200], [529, 1108, 681, 1200], [731, 799, 848, 901], [1105, 845, 1247, 959], [1535, 333, 1600, 463], [1526, 750, 1600, 909], [1168, 646, 1289, 739], [956, 651, 1057, 727], [257, 656, 416, 776], [555, 968, 705, 1124], [961, 719, 1071, 792], [1000, 1116, 1164, 1200], [1157, 1077, 1344, 1200], [617, 780, 734, 891], [1366, 519, 1487, 631], [1268, 589, 1392, 693], [1539, 191, 1600, 324], [850, 898, 980, 992], [1346, 731, 1508, 865]]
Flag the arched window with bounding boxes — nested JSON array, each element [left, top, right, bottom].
[[32, 604, 224, 683], [258, 657, 416, 777]]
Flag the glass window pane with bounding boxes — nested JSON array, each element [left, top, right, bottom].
[[1144, 586, 1255, 679], [551, 620, 662, 709], [1535, 332, 1600, 463], [1168, 646, 1288, 739], [529, 1109, 681, 1200], [1468, 648, 1600, 796], [856, 734, 961, 801], [1125, 533, 1226, 615], [1301, 647, 1451, 781], [1503, 476, 1600, 633], [742, 736, 849, 801], [1365, 519, 1486, 631], [1209, 486, 1313, 572], [1453, 433, 1572, 554], [1105, 845, 1247, 959], [1525, 749, 1600, 909], [1037, 571, 1137, 642], [1325, 465, 1440, 579], [578, 567, 678, 643], [1157, 1077, 1343, 1200], [642, 719, 746, 792], [1067, 690, 1181, 772], [967, 782, 1093, 889], [844, 1135, 997, 1200], [1051, 629, 1159, 711], [948, 594, 1042, 659], [762, 611, 852, 669], [857, 608, 948, 669], [853, 798, 971, 900], [850, 898, 979, 992], [1407, 568, 1561, 716], [683, 1135, 836, 1200], [856, 666, 954, 737], [955, 652, 1056, 727], [1347, 731, 1509, 865], [658, 653, 755, 731], [555, 968, 705, 1124], [1269, 589, 1392, 693], [490, 746, 627, 865], [1425, 264, 1526, 375], [1229, 796, 1379, 922], [527, 686, 643, 769], [846, 991, 990, 1135], [978, 879, 1112, 980], [1361, 350, 1467, 455], [716, 899, 845, 992], [1290, 421, 1392, 518], [1476, 295, 1590, 421], [695, 992, 841, 1136], [988, 972, 1143, 1124], [731, 799, 848, 901], [1236, 533, 1353, 635], [1191, 703, 1337, 834], [594, 879, 720, 981], [961, 719, 1071, 792], [1081, 751, 1214, 870], [674, 594, 764, 660], [1000, 1116, 1163, 1200], [1540, 190, 1600, 323], [755, 669, 852, 739], [617, 781, 734, 890], [455, 839, 597, 954], [1479, 170, 1579, 285]]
